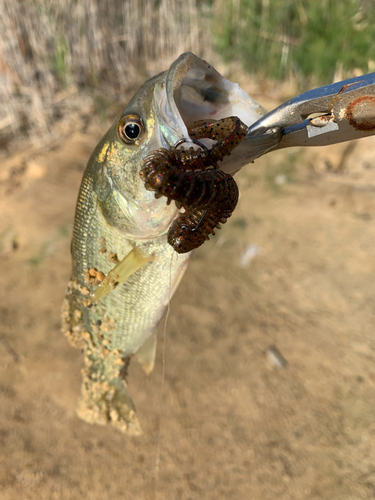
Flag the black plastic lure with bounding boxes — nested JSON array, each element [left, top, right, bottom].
[[140, 116, 248, 253]]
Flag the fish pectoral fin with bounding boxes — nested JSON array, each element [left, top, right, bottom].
[[90, 247, 154, 302], [135, 331, 157, 375]]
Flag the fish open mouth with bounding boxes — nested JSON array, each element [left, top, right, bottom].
[[161, 52, 268, 174]]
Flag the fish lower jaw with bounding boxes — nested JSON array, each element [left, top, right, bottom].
[[106, 188, 178, 239], [123, 206, 178, 239]]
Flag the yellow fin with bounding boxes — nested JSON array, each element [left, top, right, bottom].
[[90, 247, 153, 303]]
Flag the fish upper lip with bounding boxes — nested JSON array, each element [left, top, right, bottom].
[[157, 52, 269, 173]]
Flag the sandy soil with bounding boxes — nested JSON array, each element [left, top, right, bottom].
[[1, 116, 375, 500]]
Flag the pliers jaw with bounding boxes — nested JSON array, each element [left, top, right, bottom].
[[243, 72, 375, 161]]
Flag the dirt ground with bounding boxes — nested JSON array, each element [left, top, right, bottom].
[[1, 111, 375, 500]]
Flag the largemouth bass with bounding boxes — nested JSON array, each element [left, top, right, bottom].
[[62, 53, 267, 435]]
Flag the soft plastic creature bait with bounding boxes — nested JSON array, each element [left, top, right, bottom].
[[140, 117, 248, 253]]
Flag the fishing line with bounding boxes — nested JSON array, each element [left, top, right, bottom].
[[154, 250, 174, 496]]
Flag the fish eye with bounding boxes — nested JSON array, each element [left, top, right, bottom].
[[118, 114, 144, 144]]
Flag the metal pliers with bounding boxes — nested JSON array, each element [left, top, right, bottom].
[[223, 72, 375, 171]]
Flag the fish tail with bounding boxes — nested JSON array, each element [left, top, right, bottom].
[[77, 347, 142, 436], [62, 283, 142, 435]]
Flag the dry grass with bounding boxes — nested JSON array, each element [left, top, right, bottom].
[[2, 0, 374, 150], [0, 0, 213, 147]]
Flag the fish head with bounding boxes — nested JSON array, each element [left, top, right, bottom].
[[92, 53, 266, 240]]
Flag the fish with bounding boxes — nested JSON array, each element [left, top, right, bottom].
[[61, 52, 267, 435]]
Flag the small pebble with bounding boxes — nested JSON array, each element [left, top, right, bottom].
[[266, 346, 288, 369], [240, 244, 260, 268], [274, 174, 287, 185], [26, 161, 46, 179]]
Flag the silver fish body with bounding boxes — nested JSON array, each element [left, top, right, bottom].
[[62, 53, 266, 435]]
